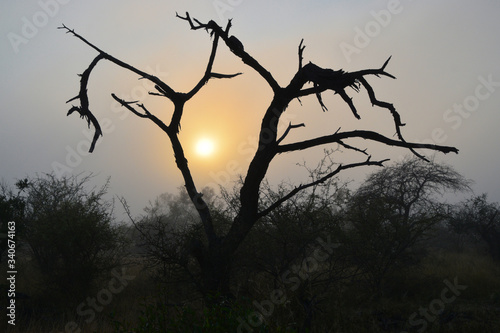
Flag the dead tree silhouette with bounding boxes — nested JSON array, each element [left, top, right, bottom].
[[59, 12, 458, 302]]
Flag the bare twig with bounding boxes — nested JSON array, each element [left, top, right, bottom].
[[337, 140, 368, 155], [111, 94, 148, 118], [277, 122, 306, 144], [298, 38, 305, 70], [257, 156, 388, 218]]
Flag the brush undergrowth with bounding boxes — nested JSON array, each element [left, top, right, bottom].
[[3, 249, 500, 332]]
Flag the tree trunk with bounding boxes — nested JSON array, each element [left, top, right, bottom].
[[197, 240, 235, 304]]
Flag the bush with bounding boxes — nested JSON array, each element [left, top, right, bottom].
[[447, 194, 500, 260], [113, 295, 265, 333], [340, 156, 470, 293], [21, 173, 127, 304]]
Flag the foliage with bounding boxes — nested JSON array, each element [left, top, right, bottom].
[[0, 180, 26, 263], [448, 194, 500, 260], [340, 156, 471, 292], [128, 187, 220, 296], [21, 173, 127, 303], [112, 295, 266, 333], [125, 155, 476, 329]]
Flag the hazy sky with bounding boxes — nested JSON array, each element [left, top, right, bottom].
[[1, 0, 499, 217]]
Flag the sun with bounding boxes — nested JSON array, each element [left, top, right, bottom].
[[195, 138, 215, 157]]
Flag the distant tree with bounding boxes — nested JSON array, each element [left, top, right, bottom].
[[340, 156, 470, 291], [60, 13, 459, 301], [22, 173, 126, 302], [0, 180, 26, 264], [128, 187, 217, 292], [448, 194, 500, 260]]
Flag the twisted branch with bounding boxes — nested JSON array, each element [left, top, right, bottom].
[[285, 55, 438, 161], [65, 53, 105, 152]]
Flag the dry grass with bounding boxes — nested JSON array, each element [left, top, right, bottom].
[[3, 257, 155, 333], [3, 250, 500, 332]]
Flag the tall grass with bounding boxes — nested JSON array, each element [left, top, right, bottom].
[[3, 249, 500, 332]]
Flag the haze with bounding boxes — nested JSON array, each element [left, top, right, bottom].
[[1, 0, 499, 217]]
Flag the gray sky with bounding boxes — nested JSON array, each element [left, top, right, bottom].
[[1, 0, 499, 217]]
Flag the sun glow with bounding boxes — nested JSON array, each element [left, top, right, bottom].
[[195, 138, 215, 157]]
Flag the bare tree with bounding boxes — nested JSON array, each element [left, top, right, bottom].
[[59, 13, 458, 300], [341, 156, 470, 292]]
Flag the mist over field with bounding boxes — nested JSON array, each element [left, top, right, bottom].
[[1, 1, 500, 332]]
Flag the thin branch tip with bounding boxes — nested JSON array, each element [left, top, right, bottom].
[[382, 55, 392, 69]]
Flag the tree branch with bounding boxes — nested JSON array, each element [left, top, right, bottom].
[[210, 72, 243, 79], [111, 94, 170, 133], [356, 75, 426, 160], [298, 39, 305, 70], [185, 32, 221, 100], [277, 122, 305, 145], [177, 12, 281, 93], [337, 139, 369, 155], [257, 157, 388, 218], [277, 130, 459, 155], [59, 25, 177, 99], [111, 94, 147, 118], [176, 12, 208, 31], [60, 24, 179, 151], [284, 57, 438, 160], [61, 23, 221, 247], [65, 53, 105, 153], [337, 88, 360, 119], [350, 56, 396, 79], [314, 83, 328, 112]]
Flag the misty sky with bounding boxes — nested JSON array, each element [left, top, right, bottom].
[[1, 0, 499, 217]]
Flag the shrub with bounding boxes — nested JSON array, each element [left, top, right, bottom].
[[21, 173, 127, 304]]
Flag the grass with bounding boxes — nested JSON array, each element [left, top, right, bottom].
[[3, 249, 500, 332]]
